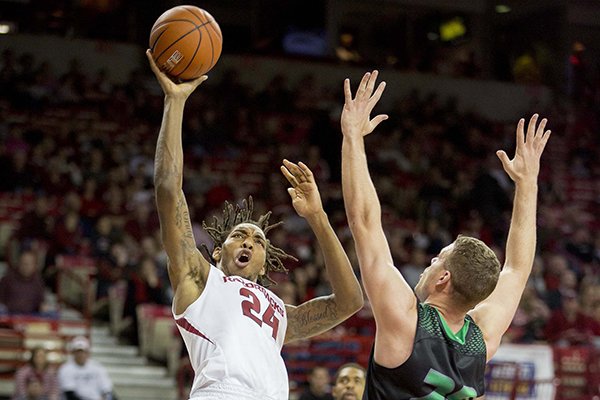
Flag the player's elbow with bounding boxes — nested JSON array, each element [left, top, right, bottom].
[[340, 292, 364, 316]]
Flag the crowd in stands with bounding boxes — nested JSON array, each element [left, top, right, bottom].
[[0, 46, 599, 398], [12, 336, 113, 400]]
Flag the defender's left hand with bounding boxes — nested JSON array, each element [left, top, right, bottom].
[[497, 114, 551, 184]]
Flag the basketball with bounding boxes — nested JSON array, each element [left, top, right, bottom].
[[149, 5, 223, 81]]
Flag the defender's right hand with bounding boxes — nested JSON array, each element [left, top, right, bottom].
[[146, 49, 207, 100]]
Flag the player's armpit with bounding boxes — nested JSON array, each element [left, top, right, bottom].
[[284, 296, 346, 343], [468, 267, 528, 360]]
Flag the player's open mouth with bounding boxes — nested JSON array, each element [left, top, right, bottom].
[[235, 250, 252, 268], [341, 393, 357, 399]]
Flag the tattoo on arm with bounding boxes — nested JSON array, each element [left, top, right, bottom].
[[175, 193, 195, 242], [287, 297, 339, 341]]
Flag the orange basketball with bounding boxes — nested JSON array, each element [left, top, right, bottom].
[[149, 5, 223, 81]]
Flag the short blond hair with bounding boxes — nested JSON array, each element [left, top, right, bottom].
[[446, 235, 500, 308]]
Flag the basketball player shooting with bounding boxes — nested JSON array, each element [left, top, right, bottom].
[[146, 50, 363, 400], [340, 71, 551, 399]]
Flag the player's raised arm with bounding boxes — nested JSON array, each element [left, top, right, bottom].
[[147, 50, 208, 312], [469, 114, 551, 359], [340, 71, 418, 357], [280, 160, 363, 343]]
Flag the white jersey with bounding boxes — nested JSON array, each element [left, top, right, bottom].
[[173, 265, 288, 400]]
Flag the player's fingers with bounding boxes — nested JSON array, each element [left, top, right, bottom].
[[496, 150, 510, 168], [366, 70, 378, 94], [146, 50, 160, 73], [282, 159, 305, 182], [280, 165, 298, 186], [535, 118, 547, 139], [190, 75, 208, 89], [538, 130, 551, 153], [297, 162, 314, 181], [357, 72, 371, 98], [515, 118, 525, 151], [287, 187, 297, 199], [370, 114, 389, 131], [526, 114, 538, 143], [367, 81, 387, 110], [344, 79, 352, 103]]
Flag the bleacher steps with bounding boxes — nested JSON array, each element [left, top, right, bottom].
[[94, 354, 148, 366], [91, 323, 177, 400]]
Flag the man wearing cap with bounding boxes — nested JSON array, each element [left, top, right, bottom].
[[57, 336, 113, 400]]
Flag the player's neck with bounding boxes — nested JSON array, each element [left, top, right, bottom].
[[424, 299, 468, 332]]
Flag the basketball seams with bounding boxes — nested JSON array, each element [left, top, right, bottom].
[[182, 6, 207, 25], [154, 26, 200, 68], [172, 27, 202, 78], [203, 25, 215, 71], [201, 9, 223, 42], [149, 28, 169, 52], [151, 19, 197, 32]]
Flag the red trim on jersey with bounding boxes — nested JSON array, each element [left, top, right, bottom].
[[175, 318, 214, 345]]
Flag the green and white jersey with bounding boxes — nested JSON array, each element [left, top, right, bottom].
[[365, 303, 486, 400]]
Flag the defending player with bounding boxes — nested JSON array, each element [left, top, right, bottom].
[[146, 50, 363, 400], [340, 70, 550, 399]]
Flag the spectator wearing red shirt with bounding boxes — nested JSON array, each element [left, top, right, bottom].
[[544, 289, 600, 345], [0, 250, 46, 314], [13, 347, 59, 400]]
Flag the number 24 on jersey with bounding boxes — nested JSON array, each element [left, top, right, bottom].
[[239, 288, 280, 340]]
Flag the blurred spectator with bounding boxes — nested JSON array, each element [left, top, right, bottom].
[[331, 363, 366, 400], [16, 194, 53, 244], [0, 250, 46, 314], [343, 291, 375, 336], [58, 336, 113, 400], [544, 290, 600, 345], [399, 247, 428, 289], [17, 375, 46, 400], [299, 366, 333, 400], [545, 265, 578, 311], [122, 257, 168, 345], [272, 280, 299, 305], [176, 357, 193, 400], [566, 41, 590, 102], [96, 242, 131, 300], [506, 285, 550, 343], [13, 347, 59, 400]]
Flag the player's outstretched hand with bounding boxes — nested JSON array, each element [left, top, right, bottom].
[[146, 49, 207, 100], [497, 114, 551, 184], [341, 70, 388, 139], [280, 160, 324, 219]]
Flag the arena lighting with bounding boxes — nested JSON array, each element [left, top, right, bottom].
[[0, 24, 11, 34], [439, 17, 466, 42], [495, 4, 512, 13]]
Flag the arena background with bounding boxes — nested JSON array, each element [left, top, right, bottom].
[[0, 1, 598, 399]]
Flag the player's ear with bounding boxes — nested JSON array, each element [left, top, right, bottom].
[[212, 247, 222, 262], [259, 263, 267, 278], [437, 270, 451, 285]]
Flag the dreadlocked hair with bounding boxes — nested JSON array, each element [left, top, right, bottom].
[[201, 196, 296, 287]]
